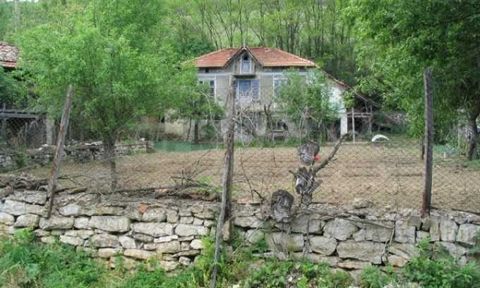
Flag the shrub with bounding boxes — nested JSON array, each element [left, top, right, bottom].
[[360, 265, 397, 288], [0, 229, 107, 287], [243, 260, 353, 288]]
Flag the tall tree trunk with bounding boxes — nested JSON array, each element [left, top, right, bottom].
[[467, 114, 479, 160], [103, 134, 118, 191], [193, 120, 200, 144]]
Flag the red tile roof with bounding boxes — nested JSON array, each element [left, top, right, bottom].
[[195, 47, 316, 68], [0, 42, 18, 68]]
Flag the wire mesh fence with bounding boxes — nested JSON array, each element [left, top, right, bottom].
[[1, 90, 479, 214]]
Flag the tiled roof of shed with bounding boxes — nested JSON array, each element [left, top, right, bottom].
[[195, 47, 316, 68], [0, 42, 18, 68]]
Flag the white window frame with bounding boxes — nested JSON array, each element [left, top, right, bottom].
[[240, 54, 253, 74], [198, 77, 216, 99]]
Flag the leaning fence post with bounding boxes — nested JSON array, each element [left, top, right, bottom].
[[46, 85, 74, 218], [422, 68, 433, 216], [210, 78, 236, 288]]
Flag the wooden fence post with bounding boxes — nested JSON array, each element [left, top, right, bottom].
[[210, 79, 236, 288], [46, 85, 74, 218], [422, 68, 433, 216]]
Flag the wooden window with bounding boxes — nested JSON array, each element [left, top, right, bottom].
[[240, 54, 252, 74], [199, 80, 215, 97], [273, 76, 288, 97], [237, 79, 259, 103]]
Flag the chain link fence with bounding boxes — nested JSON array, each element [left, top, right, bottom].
[[1, 95, 479, 214]]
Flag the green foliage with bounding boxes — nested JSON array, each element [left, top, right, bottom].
[[276, 69, 340, 141], [403, 239, 480, 288], [0, 229, 108, 288], [243, 260, 353, 288], [346, 0, 480, 144], [0, 68, 26, 107], [360, 265, 397, 288]]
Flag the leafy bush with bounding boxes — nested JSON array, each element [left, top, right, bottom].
[[0, 229, 107, 287], [243, 260, 353, 288], [360, 265, 397, 288]]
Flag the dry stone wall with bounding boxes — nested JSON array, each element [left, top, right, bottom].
[[0, 140, 153, 171], [1, 188, 480, 274]]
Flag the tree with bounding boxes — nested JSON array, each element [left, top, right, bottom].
[[171, 66, 223, 144], [346, 0, 480, 159], [276, 69, 340, 141], [0, 68, 25, 107], [18, 1, 175, 190]]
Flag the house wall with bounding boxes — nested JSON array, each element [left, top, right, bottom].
[[175, 51, 350, 141]]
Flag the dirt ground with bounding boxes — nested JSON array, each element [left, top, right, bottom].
[[20, 141, 480, 213]]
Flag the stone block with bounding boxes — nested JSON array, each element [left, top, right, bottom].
[[89, 216, 130, 233], [3, 200, 44, 216], [457, 224, 480, 245], [133, 233, 153, 243], [324, 219, 358, 241], [59, 204, 82, 217], [124, 249, 154, 260], [11, 190, 47, 205], [156, 241, 181, 254], [394, 220, 416, 243], [14, 214, 39, 228], [119, 235, 137, 249], [388, 243, 417, 259], [142, 208, 167, 222], [98, 248, 122, 258], [190, 239, 204, 250], [64, 229, 94, 239], [267, 232, 304, 252], [180, 217, 194, 224], [0, 212, 14, 225], [233, 216, 263, 228], [245, 229, 264, 244], [39, 216, 74, 230], [291, 215, 323, 234], [337, 241, 385, 264], [440, 218, 458, 242], [175, 224, 208, 237], [132, 222, 173, 237], [74, 217, 90, 229], [309, 236, 337, 256], [59, 235, 84, 246], [166, 210, 179, 223], [90, 234, 119, 247], [154, 235, 179, 243], [387, 255, 408, 267]]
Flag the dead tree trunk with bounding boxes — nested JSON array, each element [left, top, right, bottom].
[[210, 80, 235, 288], [47, 85, 74, 218]]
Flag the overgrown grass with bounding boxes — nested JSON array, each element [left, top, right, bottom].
[[360, 238, 480, 288], [2, 230, 480, 288]]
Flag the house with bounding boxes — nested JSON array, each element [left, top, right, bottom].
[[0, 42, 51, 147], [171, 47, 372, 139]]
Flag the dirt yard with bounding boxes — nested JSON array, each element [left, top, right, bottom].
[[22, 142, 480, 213]]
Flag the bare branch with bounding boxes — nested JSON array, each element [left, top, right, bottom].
[[311, 133, 349, 175]]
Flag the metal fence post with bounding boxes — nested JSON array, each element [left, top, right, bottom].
[[422, 68, 433, 216]]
